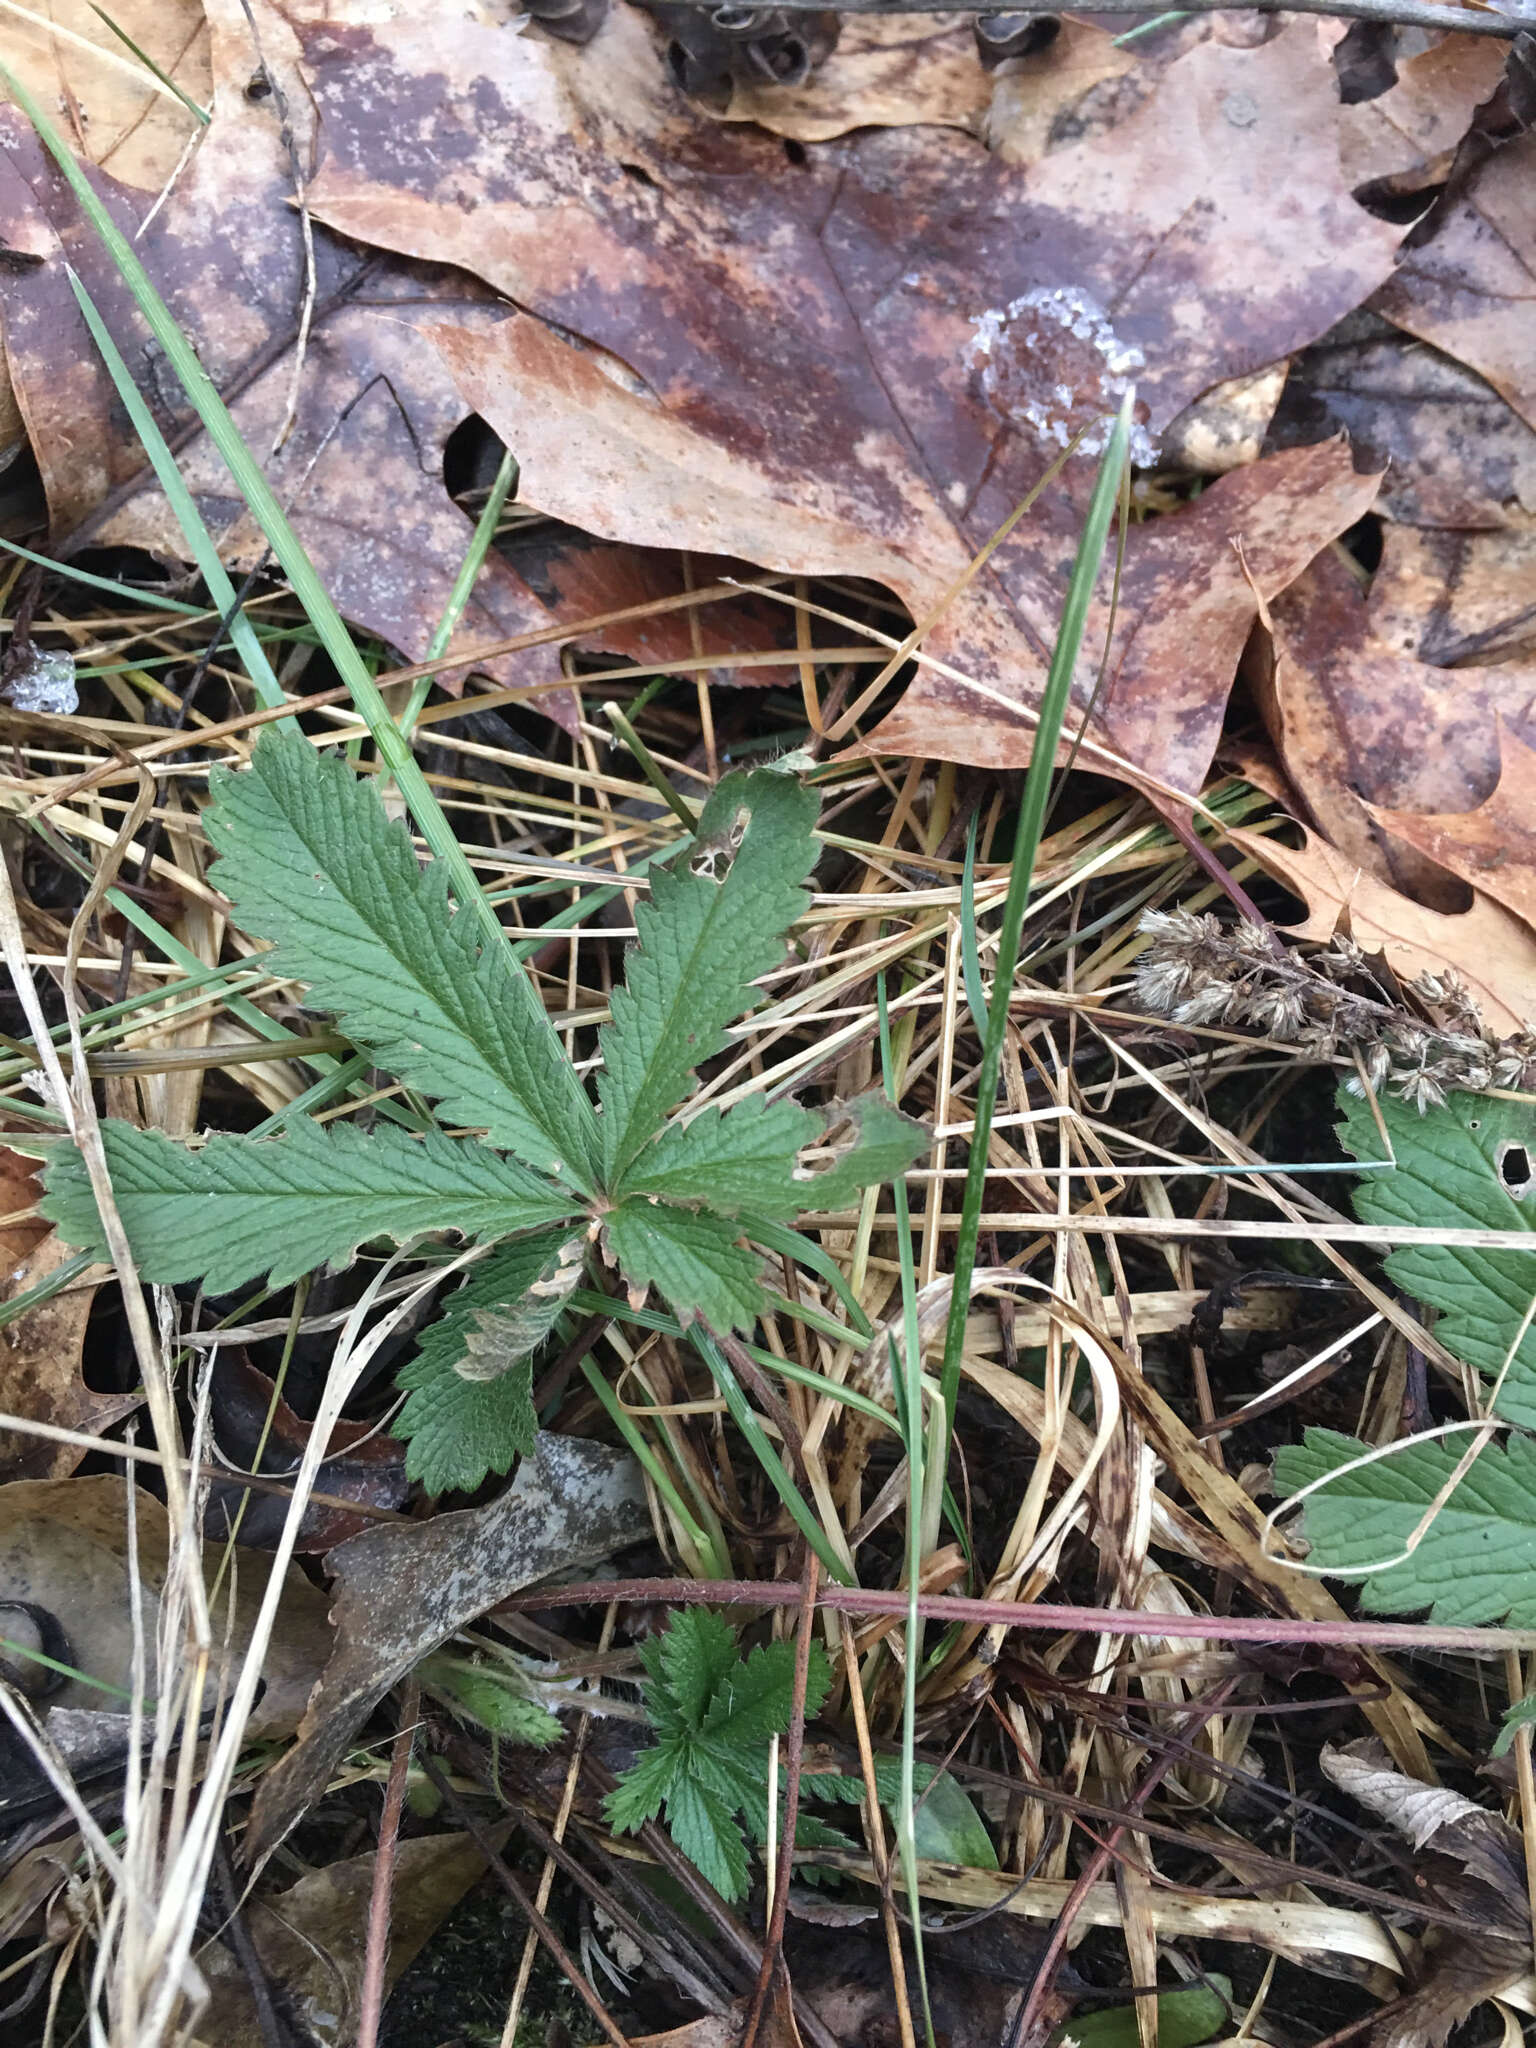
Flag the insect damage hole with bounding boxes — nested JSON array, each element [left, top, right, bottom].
[[1497, 1141, 1534, 1198]]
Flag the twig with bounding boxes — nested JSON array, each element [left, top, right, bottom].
[[355, 1680, 420, 2048], [211, 1834, 295, 2048], [667, 0, 1522, 34]]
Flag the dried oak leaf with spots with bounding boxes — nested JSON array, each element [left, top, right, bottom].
[[294, 2, 1399, 791], [1374, 131, 1536, 437], [0, 0, 788, 720], [1230, 821, 1536, 1035], [1258, 547, 1536, 911], [1373, 721, 1536, 935]]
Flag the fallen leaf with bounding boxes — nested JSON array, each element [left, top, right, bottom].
[[0, 1142, 44, 1272], [1260, 549, 1536, 907], [0, 1473, 332, 1737], [1229, 822, 1536, 1035], [191, 1829, 501, 2048], [503, 531, 800, 689], [0, 1231, 131, 1483], [1322, 1743, 1529, 2048], [1373, 722, 1536, 932], [981, 16, 1136, 166], [1266, 309, 1536, 527], [1369, 525, 1536, 666], [631, 1983, 802, 2048], [1269, 544, 1536, 905], [1337, 30, 1510, 193], [721, 12, 991, 142], [1374, 132, 1536, 436], [245, 1432, 648, 1866], [0, 0, 211, 193], [1158, 363, 1289, 477], [294, 4, 1399, 786], [204, 1351, 408, 1553], [0, 0, 574, 723]]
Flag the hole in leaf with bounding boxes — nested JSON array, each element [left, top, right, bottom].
[[1498, 1142, 1533, 1197]]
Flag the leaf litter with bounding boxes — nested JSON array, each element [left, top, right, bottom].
[[5, 2, 1536, 2046]]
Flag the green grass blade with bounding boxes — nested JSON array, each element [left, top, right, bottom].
[[396, 445, 519, 739], [67, 273, 283, 706], [960, 814, 988, 1041], [689, 1327, 856, 1587], [937, 394, 1133, 1431], [878, 965, 936, 2048], [87, 4, 209, 123], [0, 537, 205, 614]]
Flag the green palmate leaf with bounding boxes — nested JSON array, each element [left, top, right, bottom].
[[394, 1227, 582, 1493], [663, 1776, 751, 1901], [597, 767, 819, 1182], [604, 1199, 765, 1333], [607, 1608, 832, 1901], [1274, 1426, 1536, 1626], [703, 1635, 831, 1750], [1338, 1084, 1536, 1426], [619, 1091, 927, 1219], [648, 1604, 742, 1730], [39, 1118, 578, 1295], [603, 1743, 677, 1834], [206, 727, 600, 1188]]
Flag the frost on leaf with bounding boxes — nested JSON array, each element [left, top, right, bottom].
[[968, 285, 1157, 465]]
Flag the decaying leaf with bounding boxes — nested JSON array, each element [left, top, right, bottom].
[[1267, 311, 1536, 527], [1369, 525, 1536, 668], [0, 0, 211, 194], [1259, 549, 1536, 908], [203, 1351, 408, 1553], [1230, 821, 1536, 1035], [293, 3, 1397, 787], [190, 1828, 502, 2048], [0, 0, 574, 720], [1375, 133, 1536, 436], [245, 1433, 648, 1865], [0, 1474, 332, 1738], [1322, 1742, 1529, 2048], [0, 1147, 117, 1485], [720, 11, 992, 142], [1373, 722, 1536, 933], [0, 1230, 128, 1483]]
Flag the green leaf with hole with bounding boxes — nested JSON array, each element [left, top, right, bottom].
[[1338, 1084, 1536, 1426]]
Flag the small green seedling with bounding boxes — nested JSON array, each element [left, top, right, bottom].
[[41, 728, 924, 1492], [605, 1607, 997, 1900], [604, 1606, 837, 1900]]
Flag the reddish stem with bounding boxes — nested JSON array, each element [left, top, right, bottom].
[[497, 1576, 1536, 1656]]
